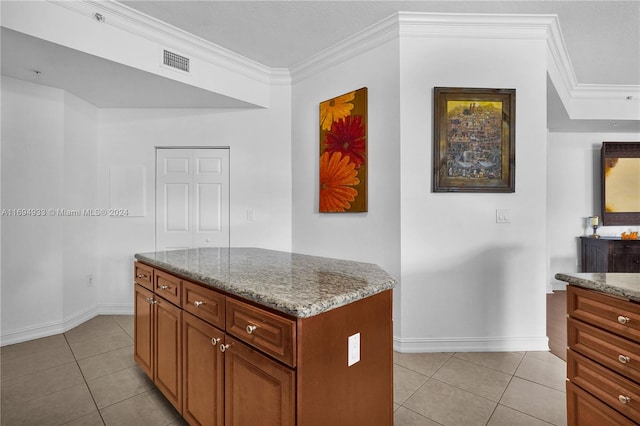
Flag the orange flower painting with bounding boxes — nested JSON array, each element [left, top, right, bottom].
[[319, 88, 367, 212]]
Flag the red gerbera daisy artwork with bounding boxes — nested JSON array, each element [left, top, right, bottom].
[[324, 115, 366, 169], [319, 88, 367, 213]]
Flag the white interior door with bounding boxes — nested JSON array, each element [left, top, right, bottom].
[[156, 148, 229, 251]]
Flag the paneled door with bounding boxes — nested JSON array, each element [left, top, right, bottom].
[[156, 148, 229, 251]]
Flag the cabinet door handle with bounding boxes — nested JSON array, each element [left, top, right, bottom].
[[246, 324, 258, 335], [145, 297, 153, 304], [194, 301, 205, 307], [618, 315, 630, 325], [619, 354, 631, 364], [220, 343, 232, 353], [619, 395, 632, 404], [211, 337, 221, 345]]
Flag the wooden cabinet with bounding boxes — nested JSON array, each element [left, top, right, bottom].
[[581, 237, 640, 272], [134, 260, 393, 426], [182, 312, 224, 426], [567, 285, 640, 425], [154, 295, 182, 412], [133, 267, 183, 413], [134, 284, 154, 378]]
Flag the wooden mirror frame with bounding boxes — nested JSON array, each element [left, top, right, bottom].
[[601, 141, 640, 226]]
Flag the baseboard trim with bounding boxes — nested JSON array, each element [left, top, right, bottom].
[[393, 335, 550, 353], [0, 303, 134, 347]]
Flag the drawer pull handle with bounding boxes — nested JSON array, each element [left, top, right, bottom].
[[211, 337, 221, 345], [220, 343, 232, 353], [246, 324, 258, 335], [619, 395, 631, 404], [619, 354, 631, 364], [618, 316, 630, 325], [137, 274, 147, 279], [160, 285, 170, 291], [194, 301, 205, 307]]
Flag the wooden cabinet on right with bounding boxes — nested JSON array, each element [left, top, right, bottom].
[[567, 285, 640, 425], [580, 237, 640, 272]]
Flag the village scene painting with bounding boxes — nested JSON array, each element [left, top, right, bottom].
[[444, 100, 503, 181], [433, 88, 515, 193]]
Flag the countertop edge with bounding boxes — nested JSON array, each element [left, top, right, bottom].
[[135, 252, 397, 318], [554, 272, 640, 303]]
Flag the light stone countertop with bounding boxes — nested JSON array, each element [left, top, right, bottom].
[[135, 247, 396, 318], [555, 272, 640, 302]]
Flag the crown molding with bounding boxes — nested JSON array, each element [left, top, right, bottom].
[[49, 0, 287, 86], [289, 12, 400, 83]]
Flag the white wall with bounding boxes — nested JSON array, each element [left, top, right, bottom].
[[395, 36, 549, 352], [547, 131, 640, 290], [1, 77, 99, 343], [96, 85, 292, 311], [0, 76, 292, 344], [291, 38, 403, 336]]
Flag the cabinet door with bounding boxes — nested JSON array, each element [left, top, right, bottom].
[[612, 253, 640, 273], [134, 284, 154, 379], [224, 336, 295, 426], [155, 296, 183, 413], [183, 312, 224, 426]]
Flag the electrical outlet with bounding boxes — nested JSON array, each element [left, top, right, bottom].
[[247, 208, 255, 222], [87, 274, 93, 287], [348, 333, 360, 366]]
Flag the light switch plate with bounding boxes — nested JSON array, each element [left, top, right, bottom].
[[348, 333, 360, 366], [496, 209, 511, 223]]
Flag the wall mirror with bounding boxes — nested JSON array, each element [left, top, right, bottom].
[[601, 141, 640, 225]]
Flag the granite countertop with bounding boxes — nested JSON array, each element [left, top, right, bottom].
[[555, 272, 640, 302], [135, 247, 396, 318]]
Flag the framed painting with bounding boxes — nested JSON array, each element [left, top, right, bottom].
[[319, 87, 368, 212], [433, 87, 515, 193]]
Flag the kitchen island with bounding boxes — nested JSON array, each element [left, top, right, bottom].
[[555, 272, 640, 426], [134, 247, 396, 426]]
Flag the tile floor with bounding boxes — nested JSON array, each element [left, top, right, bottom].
[[0, 315, 567, 426]]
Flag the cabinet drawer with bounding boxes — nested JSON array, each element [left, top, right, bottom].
[[134, 262, 154, 290], [226, 298, 296, 367], [182, 281, 225, 329], [568, 317, 640, 383], [567, 381, 637, 426], [613, 242, 640, 255], [155, 270, 182, 306], [568, 285, 640, 343], [568, 349, 640, 423]]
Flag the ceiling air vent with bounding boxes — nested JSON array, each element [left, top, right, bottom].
[[163, 50, 190, 73]]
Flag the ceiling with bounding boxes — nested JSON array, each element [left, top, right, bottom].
[[2, 1, 639, 131], [120, 0, 640, 86]]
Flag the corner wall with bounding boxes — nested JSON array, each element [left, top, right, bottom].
[[396, 35, 549, 352]]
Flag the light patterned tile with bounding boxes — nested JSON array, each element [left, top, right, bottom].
[[61, 411, 105, 426], [394, 352, 452, 377], [394, 364, 429, 405], [394, 406, 441, 426], [1, 361, 84, 406], [500, 377, 566, 426], [100, 389, 179, 426], [87, 366, 154, 409], [516, 352, 566, 392], [78, 346, 135, 381], [67, 329, 133, 360], [488, 404, 554, 425], [433, 357, 512, 402], [0, 383, 97, 426], [0, 343, 76, 382], [404, 379, 496, 426], [454, 351, 525, 375]]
